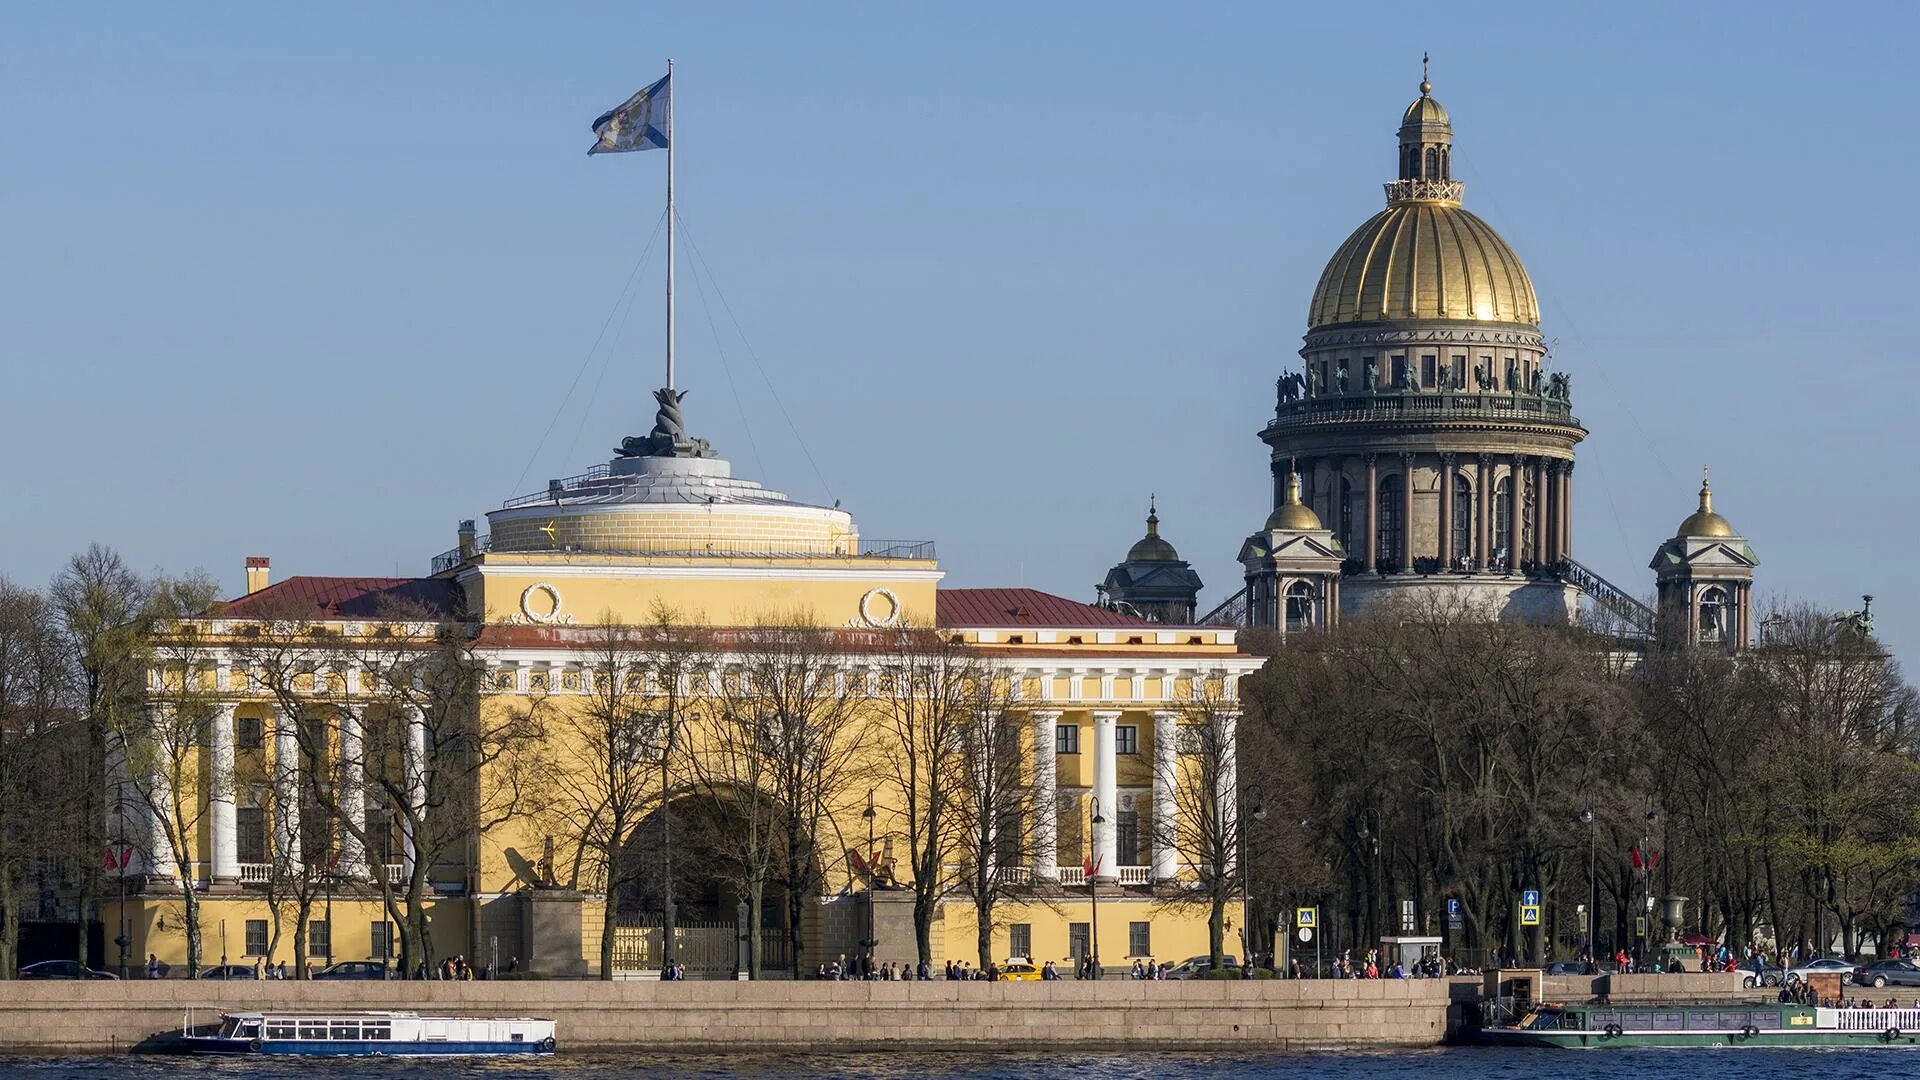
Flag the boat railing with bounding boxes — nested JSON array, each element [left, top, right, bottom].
[[1823, 1007, 1920, 1031]]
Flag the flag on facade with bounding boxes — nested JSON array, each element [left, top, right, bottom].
[[588, 74, 670, 155]]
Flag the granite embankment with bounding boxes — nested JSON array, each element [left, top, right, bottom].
[[0, 979, 1470, 1053]]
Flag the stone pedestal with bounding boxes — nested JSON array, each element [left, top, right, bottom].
[[519, 889, 587, 978]]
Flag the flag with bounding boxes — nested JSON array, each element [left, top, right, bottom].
[[588, 74, 670, 155]]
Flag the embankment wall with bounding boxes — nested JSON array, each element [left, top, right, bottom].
[[0, 979, 1465, 1054]]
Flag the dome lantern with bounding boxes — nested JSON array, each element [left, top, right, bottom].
[[1675, 466, 1737, 538]]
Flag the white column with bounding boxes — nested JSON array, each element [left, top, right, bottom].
[[1031, 710, 1060, 882], [1151, 710, 1180, 883], [1091, 710, 1120, 884], [209, 703, 239, 884], [272, 705, 302, 872], [145, 721, 178, 883], [337, 710, 367, 879], [401, 705, 427, 879]]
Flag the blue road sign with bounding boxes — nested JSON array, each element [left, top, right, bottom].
[[1446, 898, 1460, 916], [1522, 889, 1540, 908]]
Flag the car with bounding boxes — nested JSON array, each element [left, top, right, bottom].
[[1785, 957, 1854, 984], [1852, 959, 1920, 989], [1544, 961, 1597, 976], [19, 960, 117, 980], [1167, 955, 1240, 979], [1738, 961, 1785, 988], [312, 960, 389, 980], [995, 961, 1041, 982], [196, 964, 258, 979]]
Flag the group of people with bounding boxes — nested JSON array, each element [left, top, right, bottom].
[[1303, 948, 1446, 980], [426, 954, 490, 980], [1778, 981, 1903, 1010], [813, 955, 924, 980]]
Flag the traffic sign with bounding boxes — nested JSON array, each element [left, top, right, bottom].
[[1520, 904, 1541, 927], [1296, 907, 1316, 928], [1297, 927, 1313, 943], [1446, 897, 1460, 916], [1522, 889, 1540, 908]]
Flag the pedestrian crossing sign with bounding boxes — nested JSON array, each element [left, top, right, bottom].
[[1296, 907, 1316, 928], [1520, 904, 1541, 926]]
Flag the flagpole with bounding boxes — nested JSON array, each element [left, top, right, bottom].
[[665, 57, 676, 392]]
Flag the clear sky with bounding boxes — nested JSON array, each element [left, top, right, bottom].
[[3, 2, 1915, 663]]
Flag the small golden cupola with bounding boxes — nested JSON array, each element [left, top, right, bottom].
[[1675, 467, 1736, 538], [1264, 470, 1324, 532]]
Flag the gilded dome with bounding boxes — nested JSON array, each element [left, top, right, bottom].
[[1264, 472, 1323, 531], [1308, 202, 1539, 329], [1676, 472, 1736, 538], [1402, 93, 1449, 128], [1126, 502, 1181, 562]]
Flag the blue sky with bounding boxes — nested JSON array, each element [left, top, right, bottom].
[[3, 2, 1914, 663]]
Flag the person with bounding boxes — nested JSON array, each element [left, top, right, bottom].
[[1130, 959, 1145, 980], [1041, 960, 1058, 981], [147, 953, 160, 980], [815, 963, 828, 980], [277, 960, 288, 980]]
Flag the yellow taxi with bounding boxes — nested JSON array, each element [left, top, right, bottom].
[[995, 960, 1042, 982]]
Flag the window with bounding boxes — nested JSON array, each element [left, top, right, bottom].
[[1069, 923, 1090, 965], [1494, 477, 1512, 563], [1451, 355, 1466, 388], [1056, 725, 1079, 755], [371, 921, 392, 959], [1010, 923, 1032, 961], [1421, 355, 1436, 388], [1699, 588, 1728, 644], [1115, 725, 1138, 755], [308, 920, 331, 959], [1376, 473, 1403, 567], [236, 716, 264, 751], [1130, 921, 1152, 958], [1284, 581, 1315, 632], [298, 1021, 326, 1041], [1390, 354, 1407, 387], [1452, 477, 1473, 565], [237, 807, 267, 864], [244, 919, 268, 957], [1116, 810, 1140, 865], [267, 1022, 297, 1040], [1339, 478, 1354, 553]]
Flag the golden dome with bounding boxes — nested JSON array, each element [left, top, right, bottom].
[[1264, 473, 1323, 531], [1676, 469, 1736, 538], [1309, 202, 1540, 329], [1126, 499, 1181, 562], [1402, 93, 1449, 127]]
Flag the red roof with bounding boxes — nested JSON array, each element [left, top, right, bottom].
[[219, 576, 460, 620], [935, 588, 1154, 629]]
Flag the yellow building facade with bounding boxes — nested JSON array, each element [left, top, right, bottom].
[[111, 396, 1264, 978]]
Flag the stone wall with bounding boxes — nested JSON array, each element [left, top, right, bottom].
[[0, 979, 1463, 1054], [1538, 972, 1756, 1003]]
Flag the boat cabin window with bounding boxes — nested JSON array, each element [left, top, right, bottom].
[[330, 1022, 358, 1040], [364, 1022, 391, 1040], [236, 1020, 260, 1038], [1649, 1011, 1684, 1030], [511, 1032, 525, 1042], [297, 1021, 327, 1040], [266, 1022, 296, 1040]]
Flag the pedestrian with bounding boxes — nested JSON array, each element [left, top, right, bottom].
[[1131, 959, 1145, 980], [278, 960, 288, 980], [147, 953, 160, 980]]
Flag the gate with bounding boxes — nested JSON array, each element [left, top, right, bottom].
[[609, 918, 792, 976]]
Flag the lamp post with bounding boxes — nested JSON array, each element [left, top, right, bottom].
[[1638, 807, 1657, 969], [1240, 805, 1267, 975], [861, 789, 877, 976], [1579, 808, 1596, 968], [1089, 796, 1105, 979]]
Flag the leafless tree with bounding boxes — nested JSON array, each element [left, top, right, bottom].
[[1151, 672, 1244, 971], [947, 671, 1036, 970], [0, 579, 74, 977]]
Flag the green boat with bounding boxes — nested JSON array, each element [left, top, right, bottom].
[[1477, 1002, 1920, 1048]]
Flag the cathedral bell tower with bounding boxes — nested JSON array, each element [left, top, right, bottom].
[[1650, 468, 1759, 649], [1238, 468, 1345, 634]]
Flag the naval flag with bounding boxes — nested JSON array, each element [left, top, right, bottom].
[[588, 74, 670, 155]]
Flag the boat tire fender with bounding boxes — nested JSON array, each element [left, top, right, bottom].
[[1603, 1023, 1622, 1039], [1742, 1025, 1758, 1039], [1886, 1027, 1901, 1043], [541, 1036, 557, 1051], [248, 1038, 262, 1052]]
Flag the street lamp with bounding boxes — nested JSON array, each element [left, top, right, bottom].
[[1240, 805, 1267, 976], [1089, 796, 1105, 980], [1579, 808, 1596, 969], [860, 789, 877, 976]]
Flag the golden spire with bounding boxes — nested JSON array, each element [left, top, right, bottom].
[[1146, 493, 1159, 536], [1699, 465, 1712, 515], [1420, 51, 1431, 96]]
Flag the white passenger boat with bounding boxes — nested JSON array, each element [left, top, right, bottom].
[[182, 1010, 557, 1056]]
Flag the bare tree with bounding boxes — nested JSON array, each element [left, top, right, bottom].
[[947, 671, 1036, 970], [50, 545, 151, 961], [871, 625, 974, 967], [1151, 673, 1243, 971], [0, 579, 73, 977]]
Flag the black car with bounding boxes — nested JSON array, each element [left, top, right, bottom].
[[312, 960, 389, 980], [1852, 959, 1920, 988], [196, 964, 258, 980], [19, 960, 118, 980]]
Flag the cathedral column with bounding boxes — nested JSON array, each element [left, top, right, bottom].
[[1031, 710, 1060, 883], [1475, 454, 1492, 570], [1151, 710, 1180, 883], [1438, 453, 1456, 570], [1363, 454, 1379, 572], [1399, 453, 1416, 571], [209, 702, 239, 886], [1544, 462, 1562, 564], [1090, 710, 1121, 883], [1507, 455, 1525, 575], [1560, 462, 1575, 558]]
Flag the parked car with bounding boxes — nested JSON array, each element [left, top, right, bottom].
[[1544, 961, 1597, 976], [995, 961, 1041, 982], [1167, 955, 1239, 979], [1739, 961, 1785, 988], [19, 960, 117, 980], [1785, 957, 1855, 984], [196, 964, 258, 980], [312, 960, 389, 980], [1852, 959, 1920, 989]]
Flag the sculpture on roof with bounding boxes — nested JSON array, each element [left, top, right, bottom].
[[615, 387, 715, 459]]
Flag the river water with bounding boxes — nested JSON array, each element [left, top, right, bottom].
[[0, 1049, 1913, 1079]]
